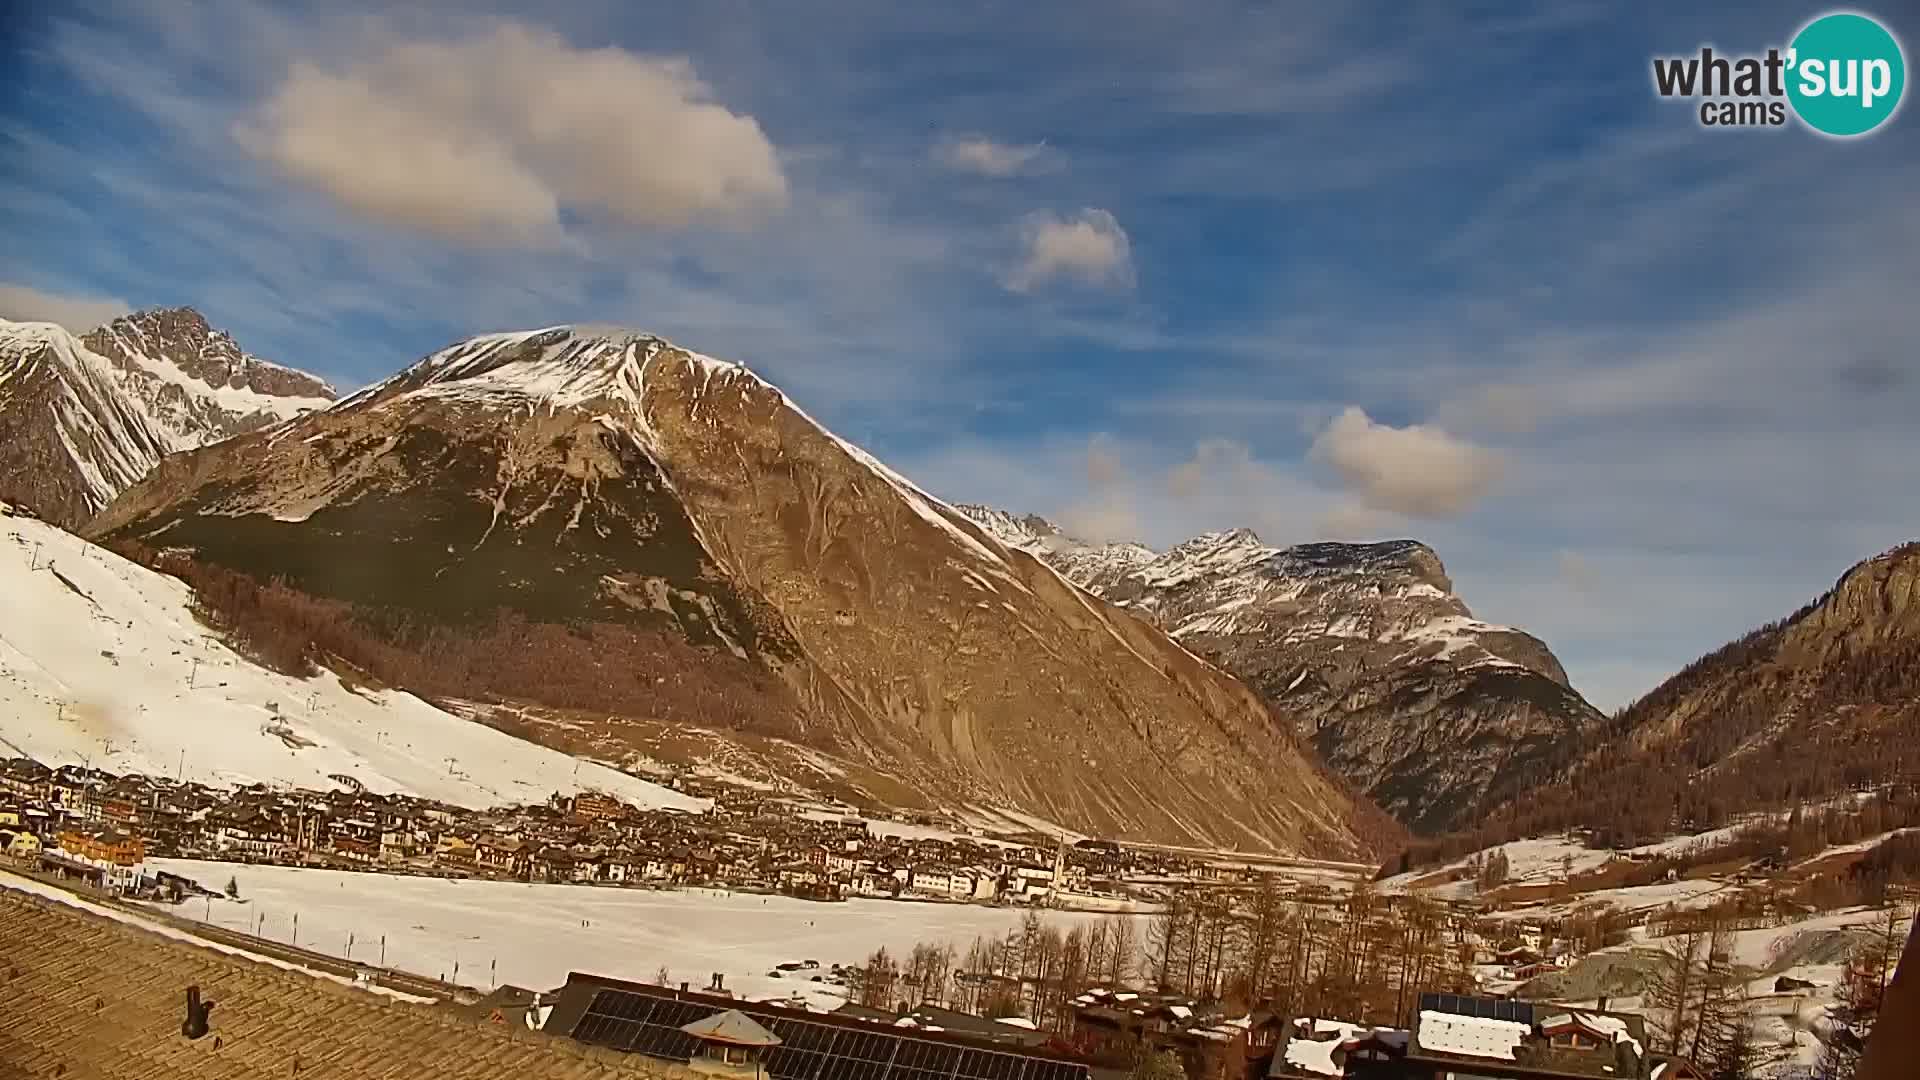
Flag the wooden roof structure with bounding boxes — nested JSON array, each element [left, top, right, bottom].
[[0, 887, 680, 1079]]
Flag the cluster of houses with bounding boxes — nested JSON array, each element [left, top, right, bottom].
[[537, 970, 1695, 1080], [970, 986, 1677, 1079], [0, 757, 1218, 906]]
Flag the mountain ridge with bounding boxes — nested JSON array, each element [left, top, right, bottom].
[[0, 319, 179, 528], [86, 323, 1400, 858], [953, 504, 1605, 834], [1403, 539, 1920, 863], [0, 309, 336, 528]]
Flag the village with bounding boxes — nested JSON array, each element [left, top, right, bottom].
[[10, 751, 1915, 1078], [0, 754, 1305, 909]]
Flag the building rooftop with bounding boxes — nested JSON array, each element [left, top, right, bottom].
[[683, 1009, 783, 1047], [0, 887, 678, 1079], [547, 973, 1091, 1080]]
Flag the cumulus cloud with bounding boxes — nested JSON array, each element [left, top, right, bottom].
[[1308, 406, 1502, 518], [1008, 209, 1134, 292], [237, 23, 788, 246], [934, 135, 1050, 177], [0, 283, 131, 331]]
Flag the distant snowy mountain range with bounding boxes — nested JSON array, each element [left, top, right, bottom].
[[953, 504, 1606, 834]]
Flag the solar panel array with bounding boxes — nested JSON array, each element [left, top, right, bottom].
[[570, 988, 1090, 1080], [1417, 993, 1538, 1025]]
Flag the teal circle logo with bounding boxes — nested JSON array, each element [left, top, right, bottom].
[[1787, 12, 1906, 136]]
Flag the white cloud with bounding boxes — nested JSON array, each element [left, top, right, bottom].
[[0, 283, 131, 332], [1008, 209, 1134, 292], [1308, 407, 1502, 518], [237, 23, 788, 246], [934, 135, 1050, 177]]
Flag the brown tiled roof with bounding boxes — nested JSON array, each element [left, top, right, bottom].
[[0, 889, 684, 1079]]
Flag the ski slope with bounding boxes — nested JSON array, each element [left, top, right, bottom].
[[0, 510, 704, 812]]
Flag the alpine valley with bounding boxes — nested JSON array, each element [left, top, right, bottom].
[[12, 307, 1909, 864], [28, 312, 1401, 858]]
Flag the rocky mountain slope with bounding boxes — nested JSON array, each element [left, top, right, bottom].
[[1392, 542, 1920, 862], [0, 320, 178, 528], [0, 309, 335, 529], [955, 506, 1604, 835], [86, 326, 1396, 857], [81, 307, 335, 444], [1491, 541, 1920, 846]]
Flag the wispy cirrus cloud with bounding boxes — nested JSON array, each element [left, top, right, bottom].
[[933, 134, 1053, 177]]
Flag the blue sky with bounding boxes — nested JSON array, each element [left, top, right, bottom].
[[2, 1, 1916, 710]]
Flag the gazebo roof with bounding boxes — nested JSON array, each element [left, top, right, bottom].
[[682, 1009, 784, 1047]]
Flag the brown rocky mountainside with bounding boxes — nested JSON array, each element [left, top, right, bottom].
[[0, 319, 177, 528], [1438, 542, 1920, 856], [87, 326, 1398, 858], [956, 508, 1605, 835]]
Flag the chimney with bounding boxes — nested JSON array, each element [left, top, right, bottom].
[[1597, 995, 1609, 1012], [680, 981, 690, 994], [711, 972, 725, 991]]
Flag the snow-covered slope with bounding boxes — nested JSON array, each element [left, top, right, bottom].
[[0, 507, 703, 812], [0, 320, 178, 527], [82, 307, 334, 445]]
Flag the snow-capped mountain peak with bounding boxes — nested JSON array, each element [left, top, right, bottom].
[[81, 308, 335, 448], [954, 501, 1604, 833]]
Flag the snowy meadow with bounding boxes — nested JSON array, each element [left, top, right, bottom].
[[148, 859, 1127, 1006]]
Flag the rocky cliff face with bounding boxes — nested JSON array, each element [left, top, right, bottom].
[[955, 507, 1604, 835], [0, 320, 177, 528], [1616, 542, 1920, 762], [0, 309, 336, 529], [81, 307, 334, 445], [1471, 542, 1920, 846], [89, 326, 1395, 857]]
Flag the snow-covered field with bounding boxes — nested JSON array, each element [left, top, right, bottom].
[[1378, 835, 1616, 898], [0, 513, 703, 812], [146, 859, 1131, 1007]]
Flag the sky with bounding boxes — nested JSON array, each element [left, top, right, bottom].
[[1, 1, 1916, 711]]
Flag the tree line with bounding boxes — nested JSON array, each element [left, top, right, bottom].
[[854, 879, 1479, 1039]]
